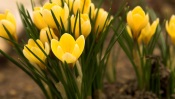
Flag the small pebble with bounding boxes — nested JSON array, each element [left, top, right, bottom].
[[9, 89, 17, 96]]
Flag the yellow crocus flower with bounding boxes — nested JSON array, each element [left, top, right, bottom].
[[52, 0, 73, 11], [166, 15, 175, 45], [127, 6, 149, 39], [51, 33, 85, 64], [51, 0, 62, 6], [33, 7, 47, 29], [73, 0, 91, 14], [40, 27, 58, 44], [23, 39, 50, 69], [0, 10, 17, 40], [93, 8, 112, 34], [89, 3, 95, 19], [71, 13, 91, 38], [42, 2, 69, 29], [138, 18, 159, 45]]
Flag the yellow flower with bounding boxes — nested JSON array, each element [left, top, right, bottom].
[[33, 7, 47, 29], [23, 39, 50, 69], [52, 0, 73, 11], [51, 33, 85, 64], [0, 10, 17, 40], [166, 15, 175, 45], [42, 2, 69, 29], [51, 0, 62, 6], [127, 6, 149, 39], [89, 3, 95, 19], [93, 8, 112, 34], [71, 13, 91, 38], [65, 0, 74, 11], [138, 18, 159, 45], [73, 0, 91, 14], [40, 27, 58, 44]]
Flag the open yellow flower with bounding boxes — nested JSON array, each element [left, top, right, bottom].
[[127, 6, 149, 39], [42, 2, 69, 29], [73, 0, 91, 14], [166, 15, 175, 45], [51, 33, 85, 64], [138, 18, 159, 45], [23, 39, 50, 69], [0, 10, 17, 40], [71, 13, 91, 38], [40, 27, 58, 44], [33, 7, 47, 29]]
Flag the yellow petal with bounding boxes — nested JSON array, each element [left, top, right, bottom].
[[23, 49, 37, 63], [127, 11, 134, 30], [42, 9, 56, 28], [51, 39, 62, 58], [52, 0, 62, 6], [0, 20, 16, 39], [59, 33, 75, 52], [73, 0, 81, 14], [52, 5, 63, 24], [33, 10, 47, 29], [28, 39, 36, 46], [6, 10, 16, 27], [81, 21, 91, 38], [43, 2, 57, 10], [126, 25, 132, 38], [45, 42, 50, 55], [132, 6, 145, 16], [36, 39, 44, 50], [72, 44, 81, 58], [62, 52, 76, 63], [170, 15, 175, 24], [40, 27, 58, 44], [0, 14, 5, 20], [150, 18, 159, 36], [76, 35, 85, 54]]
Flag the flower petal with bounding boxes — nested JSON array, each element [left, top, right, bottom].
[[59, 33, 75, 52], [62, 52, 76, 63], [76, 35, 85, 54]]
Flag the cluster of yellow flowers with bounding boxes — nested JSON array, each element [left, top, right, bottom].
[[2, 1, 175, 69], [23, 0, 111, 69], [126, 6, 159, 45]]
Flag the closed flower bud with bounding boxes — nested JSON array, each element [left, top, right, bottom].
[[138, 18, 159, 45], [73, 0, 91, 14], [33, 7, 47, 29], [51, 0, 62, 6], [40, 27, 58, 44], [89, 3, 95, 19], [52, 0, 73, 11], [65, 0, 74, 11], [127, 6, 149, 39], [42, 2, 69, 29], [23, 39, 50, 69], [166, 15, 175, 45], [51, 33, 85, 65], [71, 13, 91, 38], [93, 8, 112, 34], [0, 10, 17, 40]]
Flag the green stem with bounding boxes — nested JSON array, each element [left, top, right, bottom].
[[133, 43, 143, 89]]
